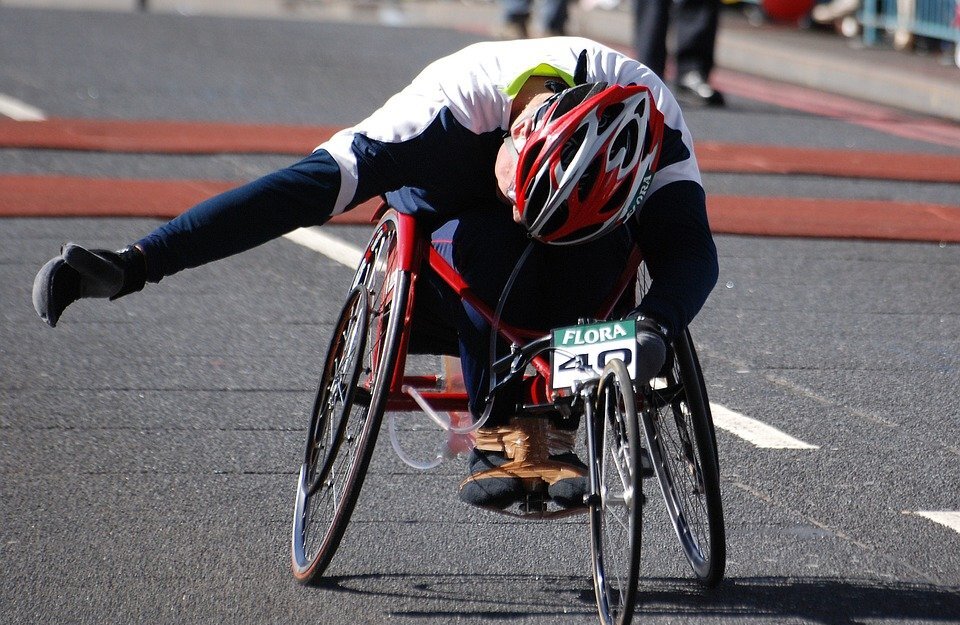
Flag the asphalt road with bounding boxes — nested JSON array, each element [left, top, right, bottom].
[[1, 6, 959, 625]]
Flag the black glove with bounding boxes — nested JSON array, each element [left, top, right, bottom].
[[32, 243, 146, 327], [632, 315, 668, 384]]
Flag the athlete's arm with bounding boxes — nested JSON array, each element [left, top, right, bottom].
[[629, 179, 719, 339]]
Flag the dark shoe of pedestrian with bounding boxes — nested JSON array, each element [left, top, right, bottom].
[[458, 447, 525, 509], [676, 72, 726, 107]]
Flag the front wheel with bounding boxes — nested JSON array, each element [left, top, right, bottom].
[[590, 358, 643, 625], [641, 328, 725, 587]]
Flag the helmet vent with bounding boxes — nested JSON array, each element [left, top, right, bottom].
[[518, 138, 544, 183], [550, 82, 609, 121], [597, 102, 624, 135], [611, 120, 639, 164], [561, 126, 589, 169], [577, 157, 601, 202], [540, 200, 570, 237], [634, 98, 647, 117], [599, 177, 632, 216], [525, 175, 551, 224]]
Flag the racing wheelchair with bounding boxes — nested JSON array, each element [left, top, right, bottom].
[[290, 205, 725, 625]]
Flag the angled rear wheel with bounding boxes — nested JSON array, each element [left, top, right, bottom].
[[291, 217, 409, 584], [641, 328, 725, 587]]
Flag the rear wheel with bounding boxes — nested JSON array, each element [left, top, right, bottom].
[[590, 358, 643, 625], [291, 217, 409, 584], [641, 328, 725, 587]]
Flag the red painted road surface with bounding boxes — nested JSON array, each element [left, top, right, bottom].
[[2, 118, 958, 242], [4, 118, 960, 183]]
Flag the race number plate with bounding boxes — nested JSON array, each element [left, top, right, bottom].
[[551, 319, 637, 390]]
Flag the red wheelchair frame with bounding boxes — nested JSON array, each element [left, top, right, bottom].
[[380, 206, 643, 415], [291, 204, 725, 624]]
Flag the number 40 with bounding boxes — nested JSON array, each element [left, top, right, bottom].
[[558, 348, 634, 372]]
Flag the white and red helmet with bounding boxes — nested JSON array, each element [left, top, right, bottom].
[[514, 82, 664, 245]]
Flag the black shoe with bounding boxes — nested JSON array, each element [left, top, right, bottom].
[[458, 449, 525, 509], [546, 452, 589, 508], [675, 72, 726, 107]]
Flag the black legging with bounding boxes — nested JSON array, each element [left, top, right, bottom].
[[632, 0, 721, 80]]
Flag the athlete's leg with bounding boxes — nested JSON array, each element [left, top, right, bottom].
[[428, 205, 635, 418], [427, 205, 636, 508], [428, 206, 539, 424]]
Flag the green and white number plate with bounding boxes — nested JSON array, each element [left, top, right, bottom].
[[551, 319, 637, 390]]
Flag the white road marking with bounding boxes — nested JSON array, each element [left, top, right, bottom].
[[283, 226, 362, 268], [0, 93, 46, 121], [710, 402, 819, 449], [285, 226, 819, 451], [912, 511, 960, 535]]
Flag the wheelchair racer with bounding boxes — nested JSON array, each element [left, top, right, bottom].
[[33, 36, 718, 511]]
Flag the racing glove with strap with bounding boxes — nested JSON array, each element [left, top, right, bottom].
[[32, 243, 146, 327], [630, 314, 669, 384]]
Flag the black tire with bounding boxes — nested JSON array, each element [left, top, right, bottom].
[[640, 328, 725, 587], [590, 358, 643, 625], [291, 217, 409, 584]]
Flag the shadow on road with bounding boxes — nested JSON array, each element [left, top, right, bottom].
[[640, 576, 960, 624], [313, 573, 960, 622]]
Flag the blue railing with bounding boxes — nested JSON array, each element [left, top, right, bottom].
[[861, 0, 959, 46]]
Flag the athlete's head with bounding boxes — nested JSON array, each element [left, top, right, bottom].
[[496, 82, 664, 245]]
